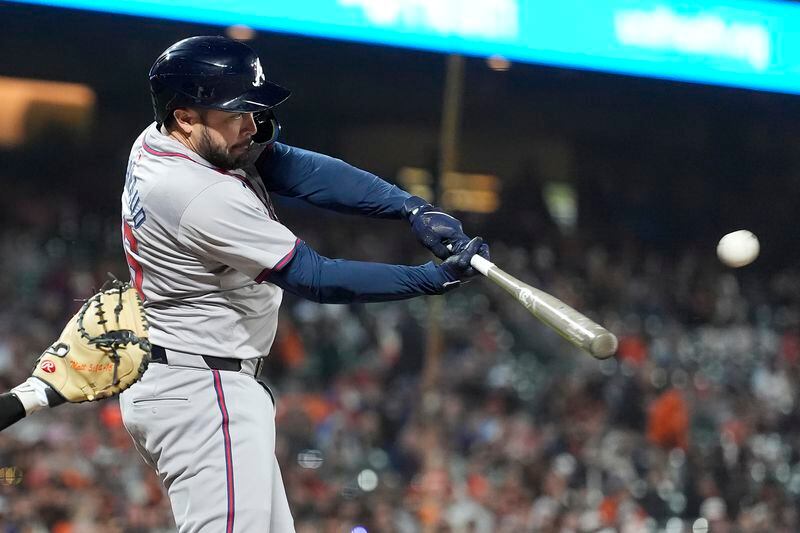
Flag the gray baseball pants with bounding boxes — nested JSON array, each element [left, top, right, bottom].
[[120, 350, 295, 532]]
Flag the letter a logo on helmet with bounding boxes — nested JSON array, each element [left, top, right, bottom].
[[253, 58, 265, 87]]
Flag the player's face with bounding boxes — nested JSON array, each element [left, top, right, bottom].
[[195, 109, 258, 170]]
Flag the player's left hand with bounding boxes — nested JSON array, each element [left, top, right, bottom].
[[403, 196, 488, 261], [438, 236, 487, 283]]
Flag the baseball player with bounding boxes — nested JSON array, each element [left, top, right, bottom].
[[119, 36, 488, 532]]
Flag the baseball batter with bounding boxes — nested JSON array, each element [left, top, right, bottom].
[[119, 36, 488, 532]]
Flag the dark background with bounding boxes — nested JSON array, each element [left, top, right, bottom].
[[2, 1, 798, 269]]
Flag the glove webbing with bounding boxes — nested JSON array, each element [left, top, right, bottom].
[[76, 279, 150, 388]]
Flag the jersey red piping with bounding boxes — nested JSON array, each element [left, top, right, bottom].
[[142, 140, 232, 175], [255, 238, 301, 283], [212, 370, 236, 533], [141, 139, 280, 219]]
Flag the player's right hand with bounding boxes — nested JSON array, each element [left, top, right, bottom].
[[437, 237, 487, 288]]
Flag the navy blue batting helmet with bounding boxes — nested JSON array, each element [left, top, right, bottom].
[[149, 36, 290, 141]]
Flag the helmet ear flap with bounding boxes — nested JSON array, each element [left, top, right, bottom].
[[252, 110, 281, 144]]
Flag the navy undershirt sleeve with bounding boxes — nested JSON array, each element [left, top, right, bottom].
[[0, 393, 26, 431], [267, 240, 448, 304], [256, 143, 411, 219]]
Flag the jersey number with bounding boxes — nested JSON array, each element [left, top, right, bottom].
[[122, 220, 145, 300]]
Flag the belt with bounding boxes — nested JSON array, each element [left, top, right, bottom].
[[150, 344, 250, 372]]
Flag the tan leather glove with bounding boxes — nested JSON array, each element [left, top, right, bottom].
[[32, 279, 150, 403]]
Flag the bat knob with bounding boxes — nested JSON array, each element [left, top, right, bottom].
[[591, 332, 619, 359]]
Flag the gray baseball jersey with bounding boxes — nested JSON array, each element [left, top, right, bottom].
[[120, 124, 297, 532], [121, 123, 298, 359]]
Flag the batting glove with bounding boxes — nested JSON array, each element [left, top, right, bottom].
[[403, 196, 474, 260], [437, 236, 487, 290]]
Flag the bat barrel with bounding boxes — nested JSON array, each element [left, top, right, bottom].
[[512, 281, 617, 359], [590, 331, 619, 359]]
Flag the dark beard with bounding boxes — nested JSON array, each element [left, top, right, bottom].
[[197, 127, 253, 170]]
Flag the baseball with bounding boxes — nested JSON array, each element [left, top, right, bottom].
[[716, 230, 759, 268]]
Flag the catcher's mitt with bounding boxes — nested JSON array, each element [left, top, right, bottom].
[[32, 279, 151, 403]]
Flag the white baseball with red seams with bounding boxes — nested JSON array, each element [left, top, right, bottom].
[[119, 123, 296, 532], [717, 230, 760, 268]]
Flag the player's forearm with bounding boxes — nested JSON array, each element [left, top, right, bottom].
[[0, 393, 27, 431], [267, 241, 452, 303], [256, 143, 410, 218], [0, 378, 65, 431]]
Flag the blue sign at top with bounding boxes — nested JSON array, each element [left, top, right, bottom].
[[9, 0, 800, 95]]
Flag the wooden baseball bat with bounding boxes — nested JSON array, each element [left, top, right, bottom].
[[470, 255, 618, 359]]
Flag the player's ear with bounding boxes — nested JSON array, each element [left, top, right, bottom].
[[172, 108, 198, 134]]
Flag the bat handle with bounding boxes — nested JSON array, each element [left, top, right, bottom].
[[444, 243, 494, 276], [470, 254, 494, 276]]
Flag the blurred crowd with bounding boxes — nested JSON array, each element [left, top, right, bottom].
[[0, 196, 798, 533]]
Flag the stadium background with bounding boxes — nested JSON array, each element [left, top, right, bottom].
[[0, 1, 799, 531]]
